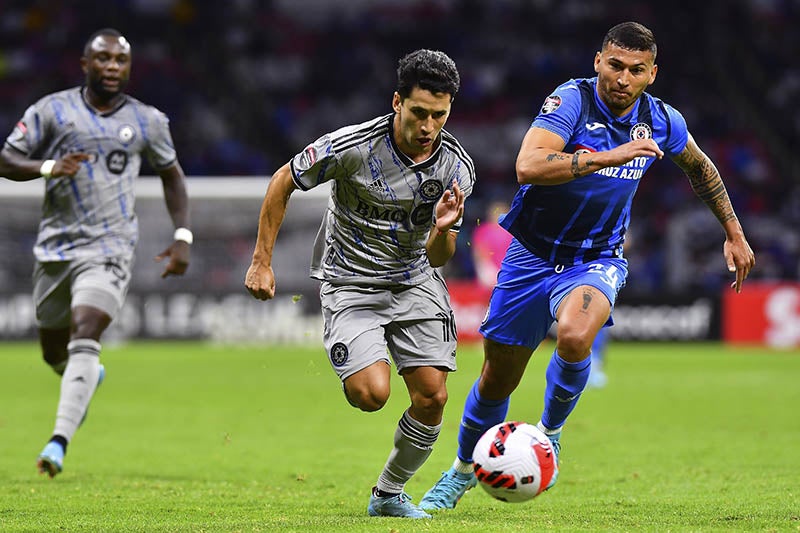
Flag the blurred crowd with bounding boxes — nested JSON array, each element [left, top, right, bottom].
[[0, 0, 797, 295]]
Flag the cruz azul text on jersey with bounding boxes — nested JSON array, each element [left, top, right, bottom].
[[594, 156, 649, 180]]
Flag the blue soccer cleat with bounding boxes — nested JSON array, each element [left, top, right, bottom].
[[36, 441, 65, 478], [367, 488, 431, 518], [79, 363, 105, 427], [419, 467, 478, 510]]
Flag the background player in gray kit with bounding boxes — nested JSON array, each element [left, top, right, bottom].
[[0, 28, 191, 477], [245, 49, 475, 519]]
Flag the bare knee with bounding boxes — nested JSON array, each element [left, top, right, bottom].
[[347, 384, 390, 412], [71, 305, 111, 340], [344, 370, 390, 411], [342, 361, 392, 411], [410, 387, 448, 419], [555, 327, 594, 361]]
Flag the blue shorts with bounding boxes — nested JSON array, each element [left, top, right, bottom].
[[479, 239, 628, 349]]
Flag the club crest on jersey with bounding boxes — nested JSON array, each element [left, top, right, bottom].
[[330, 343, 349, 367], [541, 95, 562, 114], [629, 123, 652, 141], [118, 124, 136, 145], [420, 179, 444, 201]]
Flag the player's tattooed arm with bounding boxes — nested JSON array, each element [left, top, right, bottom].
[[673, 135, 736, 224], [542, 152, 595, 179], [545, 152, 569, 163], [571, 152, 595, 179]]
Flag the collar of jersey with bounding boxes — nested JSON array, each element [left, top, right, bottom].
[[80, 86, 129, 117], [388, 113, 443, 170], [591, 79, 641, 125]]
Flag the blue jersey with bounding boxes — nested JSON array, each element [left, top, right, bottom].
[[500, 77, 688, 265]]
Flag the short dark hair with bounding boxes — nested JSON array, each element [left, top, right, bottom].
[[83, 28, 125, 56], [396, 49, 460, 100], [602, 22, 657, 59]]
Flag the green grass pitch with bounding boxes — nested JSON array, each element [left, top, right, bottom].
[[1, 340, 798, 532]]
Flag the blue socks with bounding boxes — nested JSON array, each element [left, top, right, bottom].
[[541, 350, 591, 431], [455, 349, 590, 462], [456, 379, 509, 463]]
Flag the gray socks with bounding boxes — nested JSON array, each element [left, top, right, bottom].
[[52, 339, 102, 442], [376, 410, 441, 495]]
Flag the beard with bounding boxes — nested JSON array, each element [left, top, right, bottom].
[[87, 77, 127, 101]]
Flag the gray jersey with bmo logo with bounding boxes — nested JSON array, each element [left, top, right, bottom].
[[290, 113, 476, 288], [4, 86, 177, 262]]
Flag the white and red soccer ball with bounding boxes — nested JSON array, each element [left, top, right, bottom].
[[472, 421, 558, 503]]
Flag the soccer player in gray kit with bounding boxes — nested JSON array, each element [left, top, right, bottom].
[[246, 49, 475, 518], [0, 28, 191, 478]]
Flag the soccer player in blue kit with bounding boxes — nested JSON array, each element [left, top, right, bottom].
[[420, 21, 755, 510]]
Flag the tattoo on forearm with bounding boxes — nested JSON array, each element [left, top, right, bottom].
[[677, 145, 736, 223], [544, 152, 594, 179], [571, 153, 581, 177], [571, 152, 595, 178], [546, 153, 569, 162]]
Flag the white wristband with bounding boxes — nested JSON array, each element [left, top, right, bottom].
[[173, 227, 193, 245], [40, 160, 56, 178]]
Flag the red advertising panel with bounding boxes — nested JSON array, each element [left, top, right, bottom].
[[447, 280, 492, 343], [722, 282, 800, 347]]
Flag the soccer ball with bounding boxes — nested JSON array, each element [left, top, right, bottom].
[[472, 421, 557, 503]]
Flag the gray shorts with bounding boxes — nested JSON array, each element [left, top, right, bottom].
[[320, 270, 458, 381], [33, 256, 132, 329]]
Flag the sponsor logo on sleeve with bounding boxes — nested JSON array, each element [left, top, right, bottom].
[[7, 121, 28, 144], [541, 95, 562, 114], [297, 145, 317, 172]]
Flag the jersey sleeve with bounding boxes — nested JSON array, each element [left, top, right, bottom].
[[452, 155, 476, 231], [438, 132, 476, 232], [289, 133, 348, 191], [530, 80, 583, 144], [661, 102, 689, 157], [4, 101, 50, 157], [143, 108, 178, 170]]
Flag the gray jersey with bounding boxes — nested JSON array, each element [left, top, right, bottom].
[[291, 114, 476, 287], [4, 86, 177, 262]]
